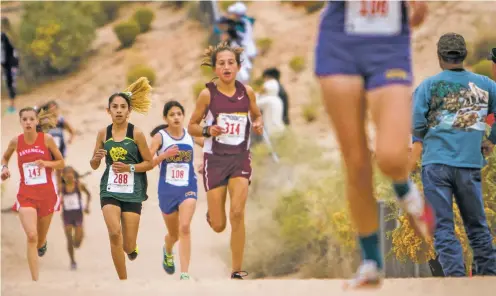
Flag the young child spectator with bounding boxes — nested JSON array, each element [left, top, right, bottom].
[[256, 68, 285, 136]]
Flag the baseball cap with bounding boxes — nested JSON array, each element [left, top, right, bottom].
[[228, 2, 247, 16], [488, 48, 496, 63], [437, 33, 467, 58]]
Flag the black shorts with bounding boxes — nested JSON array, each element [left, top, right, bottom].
[[100, 197, 142, 215]]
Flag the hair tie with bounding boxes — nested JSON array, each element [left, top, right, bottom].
[[121, 91, 133, 99]]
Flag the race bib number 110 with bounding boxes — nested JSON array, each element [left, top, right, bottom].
[[345, 0, 401, 35]]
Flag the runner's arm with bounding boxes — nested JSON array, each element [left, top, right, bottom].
[[246, 85, 263, 126], [412, 81, 430, 139], [79, 182, 91, 206], [45, 134, 65, 169], [133, 127, 153, 173], [409, 139, 423, 173], [149, 133, 164, 168], [188, 88, 211, 137], [1, 137, 17, 167], [193, 137, 204, 148], [90, 129, 105, 170], [63, 119, 76, 143], [407, 1, 428, 28]]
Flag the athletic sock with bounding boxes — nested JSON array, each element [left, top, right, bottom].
[[358, 232, 383, 270], [392, 179, 411, 200]]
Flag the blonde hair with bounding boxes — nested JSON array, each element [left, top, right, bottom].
[[37, 109, 57, 133], [109, 77, 152, 114], [201, 41, 244, 68]]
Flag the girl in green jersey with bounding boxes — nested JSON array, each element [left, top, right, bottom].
[[89, 77, 153, 280]]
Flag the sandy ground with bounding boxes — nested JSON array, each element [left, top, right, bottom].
[[2, 1, 496, 295]]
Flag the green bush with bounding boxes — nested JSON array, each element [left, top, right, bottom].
[[133, 7, 155, 33], [302, 103, 317, 123], [18, 2, 98, 76], [250, 76, 264, 93], [192, 81, 206, 100], [101, 1, 122, 22], [303, 1, 326, 14], [219, 1, 237, 11], [127, 64, 156, 86], [256, 38, 273, 56], [472, 60, 494, 80], [201, 66, 215, 79], [289, 56, 306, 73], [467, 34, 496, 66], [113, 20, 140, 48]]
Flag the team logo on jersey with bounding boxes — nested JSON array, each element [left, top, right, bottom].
[[166, 150, 192, 163], [109, 147, 128, 162], [385, 69, 409, 80]]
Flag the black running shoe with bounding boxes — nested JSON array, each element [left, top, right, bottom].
[[127, 245, 139, 261], [38, 242, 47, 257], [231, 271, 248, 280]]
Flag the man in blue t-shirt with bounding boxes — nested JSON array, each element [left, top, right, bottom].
[[412, 33, 496, 277]]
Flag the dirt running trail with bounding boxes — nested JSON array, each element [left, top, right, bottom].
[[2, 2, 496, 295]]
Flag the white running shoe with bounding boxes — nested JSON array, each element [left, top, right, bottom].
[[344, 260, 383, 289]]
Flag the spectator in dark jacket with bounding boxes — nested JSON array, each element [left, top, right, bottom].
[[1, 17, 19, 114]]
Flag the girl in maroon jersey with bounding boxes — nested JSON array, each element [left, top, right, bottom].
[[60, 166, 91, 271], [188, 42, 263, 279], [1, 107, 65, 281]]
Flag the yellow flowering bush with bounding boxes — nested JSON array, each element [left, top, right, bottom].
[[390, 138, 496, 271]]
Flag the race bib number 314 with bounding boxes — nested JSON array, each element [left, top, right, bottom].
[[345, 0, 401, 35], [107, 170, 134, 194], [216, 113, 248, 146]]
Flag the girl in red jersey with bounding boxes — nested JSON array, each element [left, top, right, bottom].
[[1, 107, 65, 281], [188, 42, 263, 279]]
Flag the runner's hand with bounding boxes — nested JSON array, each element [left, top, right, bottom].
[[161, 145, 180, 159], [34, 160, 46, 169], [1, 167, 10, 181], [209, 125, 224, 137], [93, 149, 107, 162], [252, 121, 263, 135], [112, 162, 130, 173]]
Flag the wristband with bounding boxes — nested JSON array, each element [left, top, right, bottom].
[[202, 126, 211, 138], [1, 165, 7, 170]]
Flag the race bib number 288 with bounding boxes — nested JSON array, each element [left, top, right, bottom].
[[345, 0, 401, 35], [107, 170, 134, 194]]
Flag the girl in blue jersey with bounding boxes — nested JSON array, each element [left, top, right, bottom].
[[149, 101, 204, 280], [315, 0, 432, 289]]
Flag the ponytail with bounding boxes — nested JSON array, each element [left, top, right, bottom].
[[150, 124, 168, 137]]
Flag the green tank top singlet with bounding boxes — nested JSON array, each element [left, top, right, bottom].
[[99, 123, 148, 203]]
